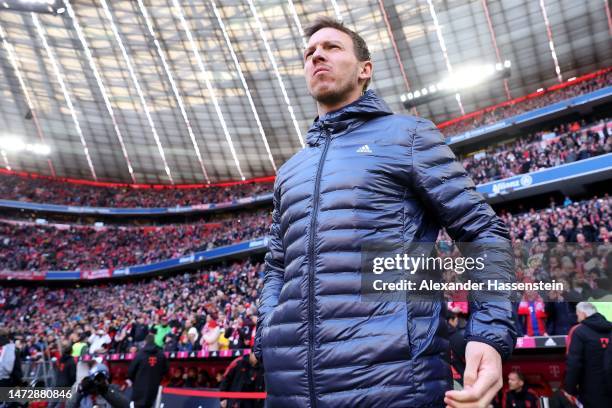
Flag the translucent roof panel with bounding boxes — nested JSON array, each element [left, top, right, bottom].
[[0, 0, 609, 184]]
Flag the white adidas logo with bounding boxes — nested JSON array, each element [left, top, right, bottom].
[[356, 144, 373, 153]]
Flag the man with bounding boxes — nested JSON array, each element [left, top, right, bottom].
[[70, 332, 88, 357], [564, 302, 612, 408], [501, 371, 539, 408], [127, 334, 168, 408], [67, 363, 129, 408], [56, 340, 77, 387], [130, 315, 150, 346], [153, 316, 172, 348], [253, 17, 516, 407], [88, 327, 111, 355], [219, 353, 265, 408], [49, 340, 77, 408], [0, 327, 20, 387]]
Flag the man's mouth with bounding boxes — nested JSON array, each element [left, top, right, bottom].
[[313, 67, 330, 76]]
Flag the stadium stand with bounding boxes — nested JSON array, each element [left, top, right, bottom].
[[0, 260, 262, 355], [439, 69, 612, 138], [0, 210, 271, 271], [0, 171, 273, 208], [461, 118, 611, 184]]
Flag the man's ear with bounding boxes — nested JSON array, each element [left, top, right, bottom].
[[359, 60, 373, 84]]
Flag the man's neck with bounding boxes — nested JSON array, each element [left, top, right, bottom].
[[317, 90, 363, 117]]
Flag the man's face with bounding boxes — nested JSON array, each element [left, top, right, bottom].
[[304, 27, 369, 106], [507, 373, 523, 391]]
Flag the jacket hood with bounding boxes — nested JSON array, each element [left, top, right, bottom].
[[582, 312, 612, 332], [142, 342, 161, 354], [306, 90, 393, 146]]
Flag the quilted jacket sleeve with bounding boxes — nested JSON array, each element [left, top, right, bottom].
[[409, 117, 517, 360], [253, 182, 285, 362], [563, 325, 583, 395]]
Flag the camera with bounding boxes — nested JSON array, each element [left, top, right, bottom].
[[79, 365, 110, 396]]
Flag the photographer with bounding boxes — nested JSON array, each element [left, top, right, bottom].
[[66, 364, 129, 408], [0, 327, 21, 387]]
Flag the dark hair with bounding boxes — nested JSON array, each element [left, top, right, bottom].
[[304, 16, 371, 91], [509, 370, 525, 382]]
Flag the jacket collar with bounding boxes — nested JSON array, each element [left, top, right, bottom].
[[306, 90, 393, 146]]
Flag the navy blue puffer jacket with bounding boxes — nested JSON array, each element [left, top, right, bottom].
[[254, 90, 516, 407]]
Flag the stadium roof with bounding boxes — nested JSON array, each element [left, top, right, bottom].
[[0, 0, 610, 184]]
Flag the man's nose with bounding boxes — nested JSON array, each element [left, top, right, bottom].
[[312, 47, 326, 62]]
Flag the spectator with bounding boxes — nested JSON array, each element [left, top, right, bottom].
[[88, 328, 112, 354], [130, 316, 149, 346], [71, 333, 88, 357], [163, 333, 178, 353], [128, 334, 168, 408], [153, 317, 171, 348], [544, 291, 575, 335], [218, 329, 230, 351], [201, 316, 221, 352], [518, 292, 548, 336], [564, 302, 612, 408], [225, 318, 246, 350]]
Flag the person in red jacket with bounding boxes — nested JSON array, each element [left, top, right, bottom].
[[518, 291, 547, 336]]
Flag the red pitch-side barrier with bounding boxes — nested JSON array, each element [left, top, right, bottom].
[[160, 387, 266, 408]]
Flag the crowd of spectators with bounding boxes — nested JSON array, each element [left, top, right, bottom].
[[0, 173, 273, 208], [0, 209, 271, 272], [1, 195, 609, 359], [5, 123, 608, 272], [0, 259, 262, 357], [441, 194, 611, 336], [500, 194, 610, 244], [461, 118, 611, 184], [440, 69, 612, 137]]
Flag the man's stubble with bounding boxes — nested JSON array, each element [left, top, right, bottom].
[[310, 66, 360, 108]]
